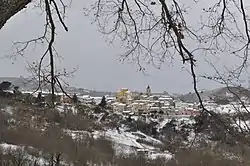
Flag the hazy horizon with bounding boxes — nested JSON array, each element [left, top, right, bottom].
[[0, 76, 226, 95]]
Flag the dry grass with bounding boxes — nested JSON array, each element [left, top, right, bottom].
[[166, 147, 250, 166], [0, 148, 32, 166], [1, 101, 250, 165], [0, 123, 114, 165], [2, 123, 249, 166]]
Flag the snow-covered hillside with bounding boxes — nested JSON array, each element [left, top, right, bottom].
[[65, 127, 172, 160]]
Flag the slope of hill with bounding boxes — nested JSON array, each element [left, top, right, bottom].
[[0, 77, 37, 90], [0, 77, 114, 97], [179, 86, 250, 103]]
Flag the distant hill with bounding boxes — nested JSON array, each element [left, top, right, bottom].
[[6, 77, 249, 100], [179, 86, 250, 103], [0, 77, 176, 97], [0, 77, 37, 91], [0, 77, 114, 97]]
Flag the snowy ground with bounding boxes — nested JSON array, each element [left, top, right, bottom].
[[56, 104, 78, 114], [233, 120, 250, 132], [207, 104, 250, 114], [2, 102, 250, 162], [65, 128, 172, 160], [0, 143, 48, 165], [157, 116, 195, 130]]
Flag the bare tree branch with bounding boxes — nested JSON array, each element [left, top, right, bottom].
[[2, 0, 71, 105]]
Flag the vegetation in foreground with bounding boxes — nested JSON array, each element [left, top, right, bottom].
[[0, 94, 250, 166]]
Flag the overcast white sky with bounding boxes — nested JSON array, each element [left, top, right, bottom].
[[0, 0, 249, 94]]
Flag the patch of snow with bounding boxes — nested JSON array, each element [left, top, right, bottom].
[[56, 105, 65, 113], [149, 152, 172, 160], [63, 129, 90, 140], [113, 143, 136, 156], [92, 128, 172, 160], [0, 143, 19, 151], [157, 118, 172, 129], [97, 113, 105, 122], [213, 104, 250, 114], [232, 120, 250, 132], [0, 143, 48, 165], [5, 106, 13, 115], [56, 104, 77, 114], [1, 106, 14, 116], [157, 117, 195, 131]]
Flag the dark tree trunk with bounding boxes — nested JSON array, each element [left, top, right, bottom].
[[0, 0, 31, 30]]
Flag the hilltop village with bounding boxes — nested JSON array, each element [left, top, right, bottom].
[[1, 78, 250, 117], [19, 86, 199, 116], [14, 85, 249, 117]]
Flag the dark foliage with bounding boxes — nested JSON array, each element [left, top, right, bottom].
[[99, 96, 107, 108], [0, 81, 12, 91]]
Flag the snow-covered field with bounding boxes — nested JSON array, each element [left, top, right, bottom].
[[65, 127, 173, 160], [207, 104, 250, 114]]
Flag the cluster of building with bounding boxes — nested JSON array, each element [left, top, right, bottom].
[[18, 85, 250, 117], [110, 86, 200, 116], [3, 81, 248, 119], [20, 86, 201, 117]]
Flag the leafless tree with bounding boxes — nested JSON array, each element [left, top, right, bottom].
[[2, 0, 250, 146], [26, 61, 77, 99], [0, 0, 71, 105], [83, 0, 250, 144], [84, 0, 250, 105]]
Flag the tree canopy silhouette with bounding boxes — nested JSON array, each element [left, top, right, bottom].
[[99, 96, 107, 108], [0, 81, 12, 91]]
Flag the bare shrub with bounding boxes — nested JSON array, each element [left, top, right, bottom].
[[3, 103, 250, 165], [135, 139, 162, 150], [0, 147, 35, 166], [7, 103, 98, 132], [0, 122, 115, 165], [59, 114, 93, 131], [166, 147, 250, 166], [114, 155, 160, 166], [64, 135, 115, 165]]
